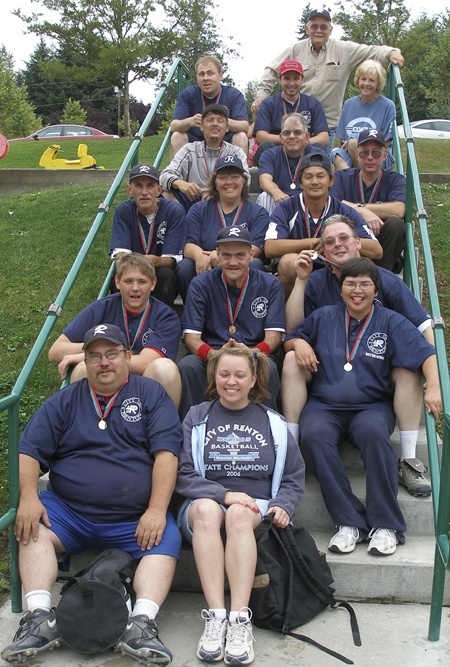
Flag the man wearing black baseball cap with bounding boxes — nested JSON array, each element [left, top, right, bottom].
[[161, 104, 250, 212], [264, 151, 382, 298], [2, 322, 182, 666], [178, 225, 285, 419], [252, 9, 404, 153], [330, 128, 406, 272], [109, 163, 186, 306]]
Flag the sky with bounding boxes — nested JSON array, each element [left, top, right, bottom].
[[1, 0, 449, 104]]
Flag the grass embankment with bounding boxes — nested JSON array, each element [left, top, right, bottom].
[[0, 137, 448, 601]]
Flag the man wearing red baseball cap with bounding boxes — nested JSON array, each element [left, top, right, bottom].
[[253, 59, 329, 165]]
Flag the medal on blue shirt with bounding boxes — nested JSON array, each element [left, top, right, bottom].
[[222, 270, 250, 335], [344, 306, 374, 371], [88, 377, 129, 429]]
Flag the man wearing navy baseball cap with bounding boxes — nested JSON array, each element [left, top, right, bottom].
[[264, 151, 382, 298], [2, 322, 182, 666], [109, 163, 186, 307], [252, 9, 404, 153], [330, 128, 406, 272], [178, 225, 286, 419]]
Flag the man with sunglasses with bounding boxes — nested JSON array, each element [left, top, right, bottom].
[[256, 113, 327, 214], [48, 253, 181, 408], [253, 60, 329, 165], [2, 323, 182, 665], [252, 9, 404, 152], [282, 215, 435, 497], [330, 129, 406, 273]]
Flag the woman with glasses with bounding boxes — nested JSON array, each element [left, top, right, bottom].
[[176, 347, 305, 664], [176, 155, 269, 302], [284, 257, 441, 557], [331, 60, 396, 171]]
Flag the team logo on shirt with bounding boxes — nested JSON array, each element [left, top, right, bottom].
[[120, 397, 142, 422], [367, 332, 387, 356], [156, 220, 167, 244], [141, 329, 153, 346], [251, 297, 268, 318], [300, 110, 311, 129]]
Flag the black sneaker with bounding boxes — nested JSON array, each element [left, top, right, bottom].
[[1, 608, 61, 663], [116, 615, 172, 665], [398, 458, 431, 496]]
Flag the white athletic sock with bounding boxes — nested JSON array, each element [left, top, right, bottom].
[[229, 610, 250, 623], [399, 430, 418, 460], [287, 423, 299, 442], [209, 608, 227, 621], [132, 598, 159, 620], [25, 590, 52, 612]]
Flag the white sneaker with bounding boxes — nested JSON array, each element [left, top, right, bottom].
[[328, 526, 361, 553], [367, 527, 398, 556], [224, 608, 254, 665], [197, 610, 228, 663]]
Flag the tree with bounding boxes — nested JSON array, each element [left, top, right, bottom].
[[333, 0, 410, 46], [14, 0, 185, 137], [0, 47, 41, 138], [61, 98, 87, 124]]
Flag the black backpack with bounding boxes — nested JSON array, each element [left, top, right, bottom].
[[56, 548, 136, 654], [250, 517, 361, 664]]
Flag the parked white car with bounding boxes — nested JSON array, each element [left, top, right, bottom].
[[397, 119, 450, 139]]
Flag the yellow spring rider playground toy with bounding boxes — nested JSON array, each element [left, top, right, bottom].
[[39, 143, 105, 169]]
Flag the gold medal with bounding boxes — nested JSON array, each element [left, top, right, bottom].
[[229, 325, 236, 334], [98, 419, 107, 430]]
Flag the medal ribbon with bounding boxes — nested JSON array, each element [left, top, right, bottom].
[[201, 143, 225, 179], [358, 170, 384, 204], [202, 86, 222, 108], [221, 270, 250, 329], [301, 193, 331, 238], [345, 305, 374, 365], [137, 209, 156, 254], [216, 201, 245, 228], [122, 301, 151, 351], [282, 147, 302, 189], [88, 375, 129, 424], [281, 95, 301, 116]]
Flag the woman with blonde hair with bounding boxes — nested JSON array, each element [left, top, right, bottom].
[[176, 347, 304, 664], [332, 59, 396, 171]]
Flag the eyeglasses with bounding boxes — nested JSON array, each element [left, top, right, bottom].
[[216, 173, 243, 181], [358, 149, 383, 158], [341, 281, 375, 291], [281, 130, 304, 137], [323, 234, 354, 247], [309, 23, 330, 30], [85, 349, 126, 363]]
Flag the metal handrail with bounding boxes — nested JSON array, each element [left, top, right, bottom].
[[0, 57, 190, 612], [386, 66, 450, 641]]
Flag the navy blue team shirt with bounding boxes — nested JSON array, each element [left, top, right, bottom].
[[254, 93, 329, 138], [19, 375, 182, 523], [258, 144, 328, 196], [63, 293, 181, 362], [330, 168, 406, 204], [182, 267, 285, 348]]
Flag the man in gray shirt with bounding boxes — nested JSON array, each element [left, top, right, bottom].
[[252, 9, 404, 151]]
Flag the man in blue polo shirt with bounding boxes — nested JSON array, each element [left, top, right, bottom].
[[330, 128, 406, 272], [282, 214, 434, 496], [256, 113, 327, 214], [264, 151, 382, 299], [170, 55, 249, 158], [2, 324, 182, 666], [48, 253, 181, 408], [110, 163, 186, 306], [254, 59, 329, 165], [178, 225, 285, 420]]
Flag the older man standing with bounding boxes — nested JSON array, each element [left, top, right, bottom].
[[252, 9, 404, 151]]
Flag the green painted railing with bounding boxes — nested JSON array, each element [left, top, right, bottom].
[[387, 66, 450, 641], [0, 57, 190, 612]]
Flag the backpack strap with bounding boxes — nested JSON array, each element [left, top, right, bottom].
[[285, 630, 355, 665]]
